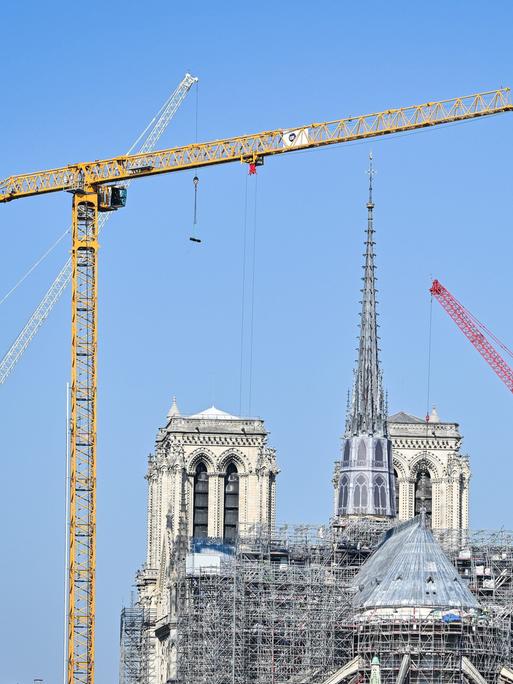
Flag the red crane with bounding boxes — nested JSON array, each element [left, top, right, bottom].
[[430, 279, 513, 393]]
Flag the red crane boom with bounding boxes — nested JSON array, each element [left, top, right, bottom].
[[430, 279, 513, 393]]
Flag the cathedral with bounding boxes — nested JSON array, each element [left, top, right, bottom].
[[120, 160, 513, 684]]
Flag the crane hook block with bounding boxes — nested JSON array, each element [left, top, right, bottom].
[[248, 157, 264, 175]]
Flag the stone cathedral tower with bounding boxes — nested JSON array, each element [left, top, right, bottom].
[[134, 399, 279, 684], [335, 156, 396, 518], [142, 399, 279, 577]]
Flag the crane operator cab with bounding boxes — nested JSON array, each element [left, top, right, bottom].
[[98, 184, 127, 211]]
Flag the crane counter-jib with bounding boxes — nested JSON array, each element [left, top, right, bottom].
[[0, 87, 511, 202]]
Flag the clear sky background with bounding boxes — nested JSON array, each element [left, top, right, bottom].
[[1, 1, 512, 682]]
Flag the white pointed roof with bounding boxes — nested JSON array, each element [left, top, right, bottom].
[[189, 405, 239, 420], [429, 406, 440, 423], [167, 396, 181, 419]]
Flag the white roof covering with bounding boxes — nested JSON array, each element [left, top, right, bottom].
[[189, 405, 239, 420], [353, 516, 479, 612]]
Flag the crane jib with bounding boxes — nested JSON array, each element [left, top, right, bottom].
[[0, 88, 511, 202]]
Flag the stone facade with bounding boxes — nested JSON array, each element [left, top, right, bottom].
[[334, 407, 470, 530], [135, 399, 279, 684], [388, 407, 470, 530]]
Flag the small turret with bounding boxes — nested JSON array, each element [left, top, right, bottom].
[[167, 396, 181, 420]]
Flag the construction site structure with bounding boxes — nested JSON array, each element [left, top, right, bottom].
[[120, 518, 513, 684], [349, 514, 509, 682], [1, 87, 512, 684]]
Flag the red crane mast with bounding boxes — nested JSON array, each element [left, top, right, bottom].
[[430, 279, 513, 393]]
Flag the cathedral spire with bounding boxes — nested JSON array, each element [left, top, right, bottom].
[[347, 153, 387, 438], [337, 155, 395, 519]]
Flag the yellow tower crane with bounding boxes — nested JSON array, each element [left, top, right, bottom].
[[0, 87, 511, 684]]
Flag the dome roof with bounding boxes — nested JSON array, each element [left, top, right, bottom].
[[353, 515, 479, 612]]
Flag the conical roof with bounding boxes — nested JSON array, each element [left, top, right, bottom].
[[353, 516, 479, 611], [167, 396, 181, 419]]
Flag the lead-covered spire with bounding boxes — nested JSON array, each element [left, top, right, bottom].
[[347, 154, 387, 437], [337, 156, 395, 518]]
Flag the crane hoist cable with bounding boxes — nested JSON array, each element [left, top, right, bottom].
[[238, 172, 249, 415], [425, 291, 434, 422], [248, 173, 258, 417], [189, 175, 201, 243], [0, 87, 511, 684], [189, 82, 201, 242]]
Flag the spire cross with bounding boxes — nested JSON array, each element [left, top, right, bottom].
[[367, 152, 375, 207]]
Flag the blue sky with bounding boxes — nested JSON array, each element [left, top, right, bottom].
[[1, 1, 513, 682]]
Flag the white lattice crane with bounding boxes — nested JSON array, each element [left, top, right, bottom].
[[0, 72, 198, 385]]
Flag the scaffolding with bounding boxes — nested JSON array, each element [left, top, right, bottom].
[[175, 522, 389, 684], [120, 607, 144, 684], [120, 605, 157, 684], [121, 522, 513, 684], [349, 614, 510, 682]]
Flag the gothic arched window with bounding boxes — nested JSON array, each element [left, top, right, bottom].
[[193, 462, 209, 538], [357, 440, 366, 466], [415, 468, 432, 516], [374, 440, 384, 466], [339, 475, 349, 514], [223, 463, 239, 542], [394, 469, 399, 516], [342, 441, 350, 466], [373, 475, 387, 515], [353, 474, 368, 513]]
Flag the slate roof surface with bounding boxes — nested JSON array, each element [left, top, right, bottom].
[[387, 411, 425, 424]]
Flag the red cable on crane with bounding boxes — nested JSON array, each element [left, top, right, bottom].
[[430, 279, 513, 394]]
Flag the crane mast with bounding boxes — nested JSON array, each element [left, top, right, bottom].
[[69, 190, 99, 684], [430, 279, 513, 393], [0, 72, 197, 385], [0, 88, 511, 684]]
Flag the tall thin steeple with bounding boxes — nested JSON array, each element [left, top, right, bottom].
[[336, 155, 396, 519], [347, 153, 387, 438]]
